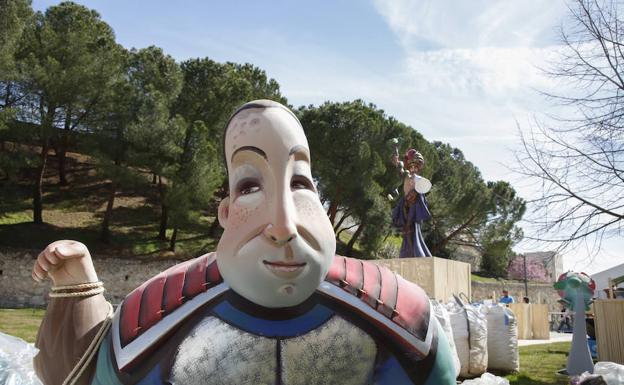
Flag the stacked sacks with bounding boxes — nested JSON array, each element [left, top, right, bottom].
[[431, 300, 461, 378], [481, 305, 519, 372], [447, 300, 488, 378]]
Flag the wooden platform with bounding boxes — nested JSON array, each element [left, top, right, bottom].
[[509, 303, 550, 340], [373, 257, 471, 302], [594, 299, 624, 364]]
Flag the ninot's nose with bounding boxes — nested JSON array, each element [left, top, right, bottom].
[[263, 183, 299, 247], [263, 223, 297, 247]]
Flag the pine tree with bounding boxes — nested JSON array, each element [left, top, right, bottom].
[[11, 2, 122, 222]]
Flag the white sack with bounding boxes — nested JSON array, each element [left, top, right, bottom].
[[482, 305, 519, 372], [0, 332, 43, 385], [594, 361, 624, 385], [460, 372, 510, 385], [431, 300, 461, 378], [447, 301, 488, 378]]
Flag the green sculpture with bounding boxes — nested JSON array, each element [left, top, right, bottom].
[[554, 271, 596, 375]]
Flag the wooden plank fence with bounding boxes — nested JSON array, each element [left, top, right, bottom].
[[594, 299, 624, 364], [508, 303, 550, 340]]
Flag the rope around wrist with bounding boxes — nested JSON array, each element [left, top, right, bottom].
[[49, 287, 105, 298], [49, 281, 105, 298], [52, 281, 103, 291]]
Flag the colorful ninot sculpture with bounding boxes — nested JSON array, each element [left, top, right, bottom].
[[390, 146, 433, 258], [554, 271, 596, 376], [32, 100, 456, 385]]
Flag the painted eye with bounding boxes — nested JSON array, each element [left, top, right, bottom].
[[291, 176, 314, 191], [238, 179, 261, 195]]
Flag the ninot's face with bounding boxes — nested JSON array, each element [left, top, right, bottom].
[[407, 161, 423, 175], [216, 101, 336, 308]]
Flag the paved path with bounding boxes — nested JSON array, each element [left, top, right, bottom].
[[518, 331, 573, 346]]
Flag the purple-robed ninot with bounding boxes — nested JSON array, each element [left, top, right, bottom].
[[391, 194, 432, 258]]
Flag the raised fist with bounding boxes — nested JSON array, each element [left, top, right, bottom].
[[32, 240, 99, 286]]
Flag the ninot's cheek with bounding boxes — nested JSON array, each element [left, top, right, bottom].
[[229, 192, 266, 228], [293, 192, 326, 220], [293, 193, 335, 246]]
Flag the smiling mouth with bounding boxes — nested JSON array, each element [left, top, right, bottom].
[[263, 260, 307, 279]]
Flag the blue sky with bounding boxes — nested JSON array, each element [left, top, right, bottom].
[[32, 0, 623, 274]]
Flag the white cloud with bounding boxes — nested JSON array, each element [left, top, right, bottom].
[[400, 46, 558, 103], [373, 0, 568, 49], [356, 1, 577, 186]]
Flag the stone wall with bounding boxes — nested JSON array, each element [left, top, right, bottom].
[[0, 249, 185, 308], [0, 249, 562, 312], [472, 281, 561, 312]]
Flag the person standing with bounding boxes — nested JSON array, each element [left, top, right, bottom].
[[499, 290, 515, 305], [557, 303, 572, 332]]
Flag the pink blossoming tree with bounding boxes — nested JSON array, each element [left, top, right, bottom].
[[507, 255, 549, 282]]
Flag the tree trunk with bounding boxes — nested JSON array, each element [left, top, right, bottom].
[[152, 173, 157, 184], [4, 82, 11, 107], [382, 230, 392, 243], [33, 102, 57, 224], [209, 216, 221, 237], [57, 108, 72, 186], [57, 146, 68, 186], [157, 176, 168, 240], [430, 213, 478, 255], [346, 222, 365, 256], [169, 227, 178, 252], [333, 212, 350, 232], [208, 179, 229, 237], [158, 203, 168, 240], [101, 181, 116, 243], [327, 201, 339, 226], [336, 223, 358, 240], [33, 141, 49, 224]]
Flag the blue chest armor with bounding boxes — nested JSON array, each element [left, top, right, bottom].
[[91, 293, 455, 385]]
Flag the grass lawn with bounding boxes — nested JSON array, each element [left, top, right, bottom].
[[505, 342, 571, 385], [0, 308, 45, 343], [0, 308, 572, 384], [471, 274, 502, 283]]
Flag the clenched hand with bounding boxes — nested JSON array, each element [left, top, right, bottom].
[[32, 240, 99, 286]]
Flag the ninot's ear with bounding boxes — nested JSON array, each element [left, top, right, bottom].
[[217, 197, 230, 229]]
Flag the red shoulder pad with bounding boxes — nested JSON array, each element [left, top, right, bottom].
[[119, 253, 222, 347], [325, 255, 430, 342]]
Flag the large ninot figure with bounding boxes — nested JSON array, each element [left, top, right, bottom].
[[32, 100, 455, 385]]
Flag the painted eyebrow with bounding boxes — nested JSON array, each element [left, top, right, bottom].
[[231, 146, 267, 162], [289, 145, 310, 162]]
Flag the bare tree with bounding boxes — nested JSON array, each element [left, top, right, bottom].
[[515, 0, 624, 252]]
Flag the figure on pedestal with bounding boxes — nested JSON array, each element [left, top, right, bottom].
[[390, 142, 433, 258], [554, 271, 596, 376], [31, 101, 455, 385]]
